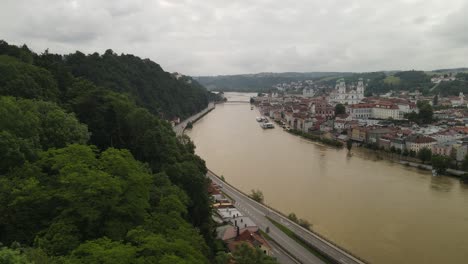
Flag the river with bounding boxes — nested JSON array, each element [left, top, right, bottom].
[[186, 92, 468, 264]]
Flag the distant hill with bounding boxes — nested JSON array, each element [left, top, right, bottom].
[[432, 68, 468, 74], [195, 72, 353, 92], [197, 68, 468, 95]]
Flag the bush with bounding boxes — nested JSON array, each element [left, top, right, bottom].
[[460, 173, 468, 184], [249, 189, 264, 203], [287, 213, 298, 222], [289, 129, 343, 148]]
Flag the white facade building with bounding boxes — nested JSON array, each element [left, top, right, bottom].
[[302, 88, 315, 97], [371, 105, 402, 120], [329, 78, 365, 105]]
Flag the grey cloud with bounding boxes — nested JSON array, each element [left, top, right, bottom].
[[0, 0, 466, 75], [432, 2, 468, 45]]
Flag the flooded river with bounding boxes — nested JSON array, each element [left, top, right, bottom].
[[186, 93, 468, 264]]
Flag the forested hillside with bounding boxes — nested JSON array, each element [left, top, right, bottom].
[[196, 72, 351, 92], [316, 70, 434, 96], [0, 41, 219, 263], [432, 73, 468, 96]]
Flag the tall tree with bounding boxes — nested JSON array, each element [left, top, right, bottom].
[[418, 148, 432, 164], [335, 103, 346, 115]]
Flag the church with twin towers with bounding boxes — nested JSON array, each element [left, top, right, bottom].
[[329, 78, 365, 105]]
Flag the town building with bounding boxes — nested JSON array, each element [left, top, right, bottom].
[[329, 78, 365, 105], [227, 229, 272, 256], [349, 103, 374, 119], [405, 135, 437, 153], [371, 103, 401, 120]]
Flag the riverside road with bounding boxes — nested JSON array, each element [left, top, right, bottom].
[[208, 170, 366, 264]]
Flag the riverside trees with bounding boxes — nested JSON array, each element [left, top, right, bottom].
[[0, 41, 215, 263]]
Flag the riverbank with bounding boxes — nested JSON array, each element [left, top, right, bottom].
[[288, 129, 344, 148], [174, 102, 215, 136], [352, 146, 467, 178]]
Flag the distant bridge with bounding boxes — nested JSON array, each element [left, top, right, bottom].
[[224, 100, 250, 103]]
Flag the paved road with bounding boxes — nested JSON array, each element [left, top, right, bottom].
[[209, 171, 325, 264], [268, 240, 300, 264], [208, 171, 367, 264], [174, 102, 215, 136]]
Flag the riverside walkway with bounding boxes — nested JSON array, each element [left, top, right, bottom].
[[174, 102, 215, 136]]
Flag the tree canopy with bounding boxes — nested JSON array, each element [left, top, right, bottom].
[[0, 40, 216, 263]]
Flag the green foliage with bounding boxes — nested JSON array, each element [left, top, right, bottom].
[[0, 131, 34, 174], [383, 75, 401, 85], [460, 173, 468, 183], [0, 40, 34, 63], [250, 189, 264, 203], [432, 155, 450, 174], [0, 40, 215, 262], [0, 144, 210, 262], [405, 101, 433, 124], [418, 102, 434, 124], [67, 238, 137, 264], [325, 71, 432, 96], [288, 213, 298, 222], [198, 72, 345, 92], [289, 129, 344, 148], [0, 96, 89, 173], [334, 104, 346, 115], [433, 94, 439, 106], [0, 247, 31, 264], [462, 154, 468, 171], [346, 139, 353, 151], [418, 148, 432, 164], [214, 252, 231, 264], [231, 243, 277, 264], [433, 80, 468, 96], [287, 213, 311, 230], [42, 50, 209, 119], [298, 219, 312, 230], [0, 55, 59, 101]]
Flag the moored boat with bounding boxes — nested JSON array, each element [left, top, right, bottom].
[[260, 122, 275, 129]]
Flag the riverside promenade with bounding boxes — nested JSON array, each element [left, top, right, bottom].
[[174, 102, 215, 136]]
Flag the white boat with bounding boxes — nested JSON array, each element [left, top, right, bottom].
[[256, 117, 264, 122], [261, 122, 275, 129]]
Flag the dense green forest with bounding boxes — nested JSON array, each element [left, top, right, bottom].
[[0, 40, 230, 263], [1, 40, 211, 119]]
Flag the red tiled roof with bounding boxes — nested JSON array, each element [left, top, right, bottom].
[[350, 103, 375, 108], [406, 135, 436, 144]]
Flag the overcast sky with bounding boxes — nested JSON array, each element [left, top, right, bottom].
[[1, 0, 467, 75]]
